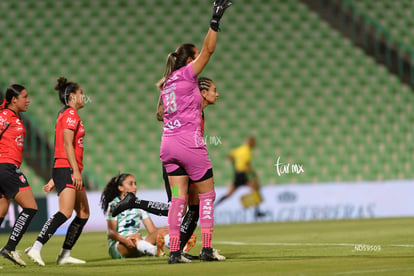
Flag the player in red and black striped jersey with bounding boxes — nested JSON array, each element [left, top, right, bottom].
[[26, 77, 89, 266], [0, 84, 38, 267]]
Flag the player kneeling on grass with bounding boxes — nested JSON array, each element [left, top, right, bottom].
[[101, 173, 194, 259]]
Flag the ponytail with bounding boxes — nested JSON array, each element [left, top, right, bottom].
[[156, 43, 196, 90], [0, 99, 6, 109], [55, 76, 79, 105], [1, 84, 25, 109], [156, 52, 178, 90]]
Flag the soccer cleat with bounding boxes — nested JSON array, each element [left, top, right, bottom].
[[25, 247, 45, 266], [183, 234, 197, 253], [212, 248, 226, 261], [156, 234, 165, 257], [111, 192, 136, 217], [168, 251, 192, 264], [199, 247, 218, 262], [1, 248, 26, 267], [56, 255, 86, 265]]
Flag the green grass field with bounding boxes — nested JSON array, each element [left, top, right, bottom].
[[1, 217, 413, 276]]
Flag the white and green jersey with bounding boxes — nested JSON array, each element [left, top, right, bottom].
[[106, 196, 150, 246]]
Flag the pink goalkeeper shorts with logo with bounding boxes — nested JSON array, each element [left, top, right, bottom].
[[160, 134, 212, 182]]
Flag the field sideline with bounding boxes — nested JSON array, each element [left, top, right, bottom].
[[1, 217, 413, 276]]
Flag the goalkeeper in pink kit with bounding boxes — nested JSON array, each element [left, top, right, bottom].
[[157, 0, 232, 264]]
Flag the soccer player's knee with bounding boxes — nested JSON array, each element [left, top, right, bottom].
[[199, 190, 216, 202]]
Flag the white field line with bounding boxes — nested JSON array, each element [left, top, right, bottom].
[[214, 241, 414, 275], [214, 241, 414, 248], [335, 267, 414, 275]]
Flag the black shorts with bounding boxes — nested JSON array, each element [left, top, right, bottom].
[[168, 166, 213, 182], [52, 167, 77, 195], [0, 163, 30, 199], [162, 165, 172, 202], [164, 166, 213, 201], [234, 171, 248, 188]]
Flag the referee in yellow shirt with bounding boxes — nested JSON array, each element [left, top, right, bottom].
[[215, 137, 265, 218]]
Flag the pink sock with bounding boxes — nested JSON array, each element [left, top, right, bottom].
[[168, 197, 185, 252], [199, 190, 216, 248], [201, 228, 213, 248]]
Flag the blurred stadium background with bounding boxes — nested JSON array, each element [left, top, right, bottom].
[[1, 0, 413, 195]]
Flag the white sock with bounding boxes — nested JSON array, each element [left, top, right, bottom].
[[59, 248, 71, 258], [32, 241, 43, 251], [136, 240, 156, 256], [164, 234, 170, 248]]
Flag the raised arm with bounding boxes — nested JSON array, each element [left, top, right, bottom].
[[192, 29, 217, 76], [192, 0, 232, 75]]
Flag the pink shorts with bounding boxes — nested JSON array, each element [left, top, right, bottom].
[[160, 134, 212, 182]]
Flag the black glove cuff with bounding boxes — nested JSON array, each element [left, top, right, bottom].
[[210, 18, 220, 32]]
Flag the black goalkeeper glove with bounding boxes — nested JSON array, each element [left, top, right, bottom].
[[210, 0, 233, 32]]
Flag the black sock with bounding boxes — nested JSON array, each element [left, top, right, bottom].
[[63, 217, 88, 250], [0, 217, 4, 227], [5, 208, 37, 251], [37, 211, 68, 244], [135, 199, 169, 216], [180, 205, 199, 251]]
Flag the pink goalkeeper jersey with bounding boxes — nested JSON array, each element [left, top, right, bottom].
[[161, 63, 202, 137]]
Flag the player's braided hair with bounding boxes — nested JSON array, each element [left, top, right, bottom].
[[198, 77, 212, 92], [100, 173, 132, 213]]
